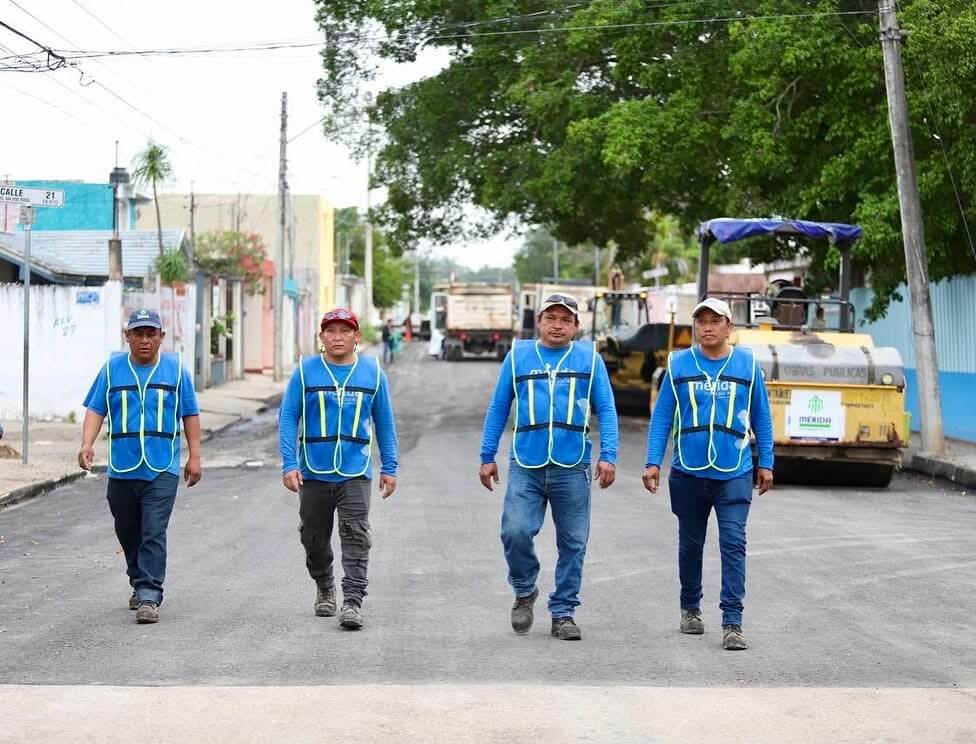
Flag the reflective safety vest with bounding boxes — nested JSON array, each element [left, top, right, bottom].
[[105, 351, 183, 474], [298, 354, 381, 477], [511, 340, 596, 468], [668, 346, 755, 473]]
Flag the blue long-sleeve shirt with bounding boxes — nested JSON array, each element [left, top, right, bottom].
[[645, 348, 774, 479], [480, 346, 618, 465], [279, 356, 398, 481]]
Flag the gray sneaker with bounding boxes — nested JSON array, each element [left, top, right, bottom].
[[136, 602, 159, 624], [723, 624, 747, 650], [314, 586, 337, 617], [550, 616, 582, 641], [128, 592, 139, 611], [339, 601, 364, 629], [680, 608, 704, 635], [511, 588, 539, 634]]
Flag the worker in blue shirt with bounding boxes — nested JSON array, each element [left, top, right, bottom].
[[480, 293, 618, 641], [279, 308, 398, 630], [78, 308, 202, 625], [643, 297, 774, 651]]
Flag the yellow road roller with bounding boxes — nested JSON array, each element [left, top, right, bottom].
[[696, 218, 910, 487]]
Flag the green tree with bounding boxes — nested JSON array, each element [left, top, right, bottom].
[[335, 207, 407, 308], [132, 140, 174, 259], [316, 0, 976, 317]]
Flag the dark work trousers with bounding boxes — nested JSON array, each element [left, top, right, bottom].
[[106, 472, 179, 605], [299, 477, 372, 605]]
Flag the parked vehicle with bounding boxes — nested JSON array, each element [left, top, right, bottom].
[[434, 282, 514, 361]]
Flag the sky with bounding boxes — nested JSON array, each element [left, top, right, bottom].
[[0, 0, 521, 268]]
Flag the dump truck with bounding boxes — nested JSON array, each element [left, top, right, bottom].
[[695, 217, 909, 487], [435, 283, 515, 361]]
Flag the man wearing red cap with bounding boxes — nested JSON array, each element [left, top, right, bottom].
[[278, 308, 399, 629]]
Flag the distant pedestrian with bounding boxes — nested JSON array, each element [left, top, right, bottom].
[[480, 293, 618, 641], [642, 297, 773, 651], [77, 308, 202, 624], [279, 308, 399, 629], [382, 319, 395, 365]]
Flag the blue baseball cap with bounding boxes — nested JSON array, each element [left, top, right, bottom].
[[126, 308, 162, 330]]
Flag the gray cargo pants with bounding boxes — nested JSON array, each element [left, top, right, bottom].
[[298, 477, 372, 605]]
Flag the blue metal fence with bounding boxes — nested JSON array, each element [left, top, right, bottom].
[[851, 275, 976, 442]]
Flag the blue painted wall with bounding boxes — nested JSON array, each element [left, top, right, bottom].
[[15, 180, 136, 231], [852, 277, 976, 443]]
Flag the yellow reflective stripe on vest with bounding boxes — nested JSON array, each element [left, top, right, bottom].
[[527, 378, 536, 425], [121, 391, 128, 433], [566, 376, 576, 425], [725, 382, 737, 429], [352, 392, 364, 437], [318, 390, 326, 436], [687, 381, 698, 427], [157, 389, 164, 432]]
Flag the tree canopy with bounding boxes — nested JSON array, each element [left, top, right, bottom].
[[315, 0, 976, 317]]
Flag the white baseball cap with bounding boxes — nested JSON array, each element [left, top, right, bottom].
[[538, 293, 580, 317], [692, 297, 733, 321]]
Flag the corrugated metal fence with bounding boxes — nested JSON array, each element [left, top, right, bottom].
[[851, 274, 976, 441]]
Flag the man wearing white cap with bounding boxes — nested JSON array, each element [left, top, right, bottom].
[[642, 296, 773, 650]]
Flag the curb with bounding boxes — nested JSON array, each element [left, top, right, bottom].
[[904, 453, 976, 488], [0, 471, 87, 511]]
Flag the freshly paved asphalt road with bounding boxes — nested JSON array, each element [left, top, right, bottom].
[[2, 342, 975, 741]]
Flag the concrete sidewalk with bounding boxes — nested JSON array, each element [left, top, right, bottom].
[[904, 433, 976, 488], [0, 372, 286, 509]]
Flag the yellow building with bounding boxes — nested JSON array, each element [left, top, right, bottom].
[[139, 192, 335, 371]]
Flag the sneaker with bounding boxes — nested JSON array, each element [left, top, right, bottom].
[[314, 586, 337, 617], [511, 588, 539, 635], [723, 624, 747, 650], [680, 608, 704, 635], [128, 592, 139, 611], [550, 616, 582, 641], [136, 602, 160, 624], [339, 601, 364, 629]]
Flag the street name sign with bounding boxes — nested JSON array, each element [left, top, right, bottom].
[[0, 185, 65, 207]]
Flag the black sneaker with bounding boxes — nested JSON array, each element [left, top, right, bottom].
[[550, 616, 582, 641], [722, 624, 747, 650], [339, 601, 364, 629], [511, 588, 538, 634], [314, 586, 337, 617], [136, 602, 160, 624], [680, 608, 704, 635], [128, 592, 139, 611]]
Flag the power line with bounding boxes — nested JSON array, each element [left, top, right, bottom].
[[0, 18, 66, 68]]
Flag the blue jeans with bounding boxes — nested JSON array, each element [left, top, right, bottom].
[[500, 462, 592, 618], [383, 339, 395, 364], [106, 472, 179, 605], [668, 470, 752, 626]]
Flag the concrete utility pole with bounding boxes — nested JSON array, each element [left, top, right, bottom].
[[594, 244, 601, 286], [363, 114, 375, 324], [20, 204, 33, 465], [189, 184, 196, 260], [552, 235, 560, 280], [413, 251, 421, 317], [274, 92, 287, 382], [878, 0, 944, 454], [108, 142, 124, 281]]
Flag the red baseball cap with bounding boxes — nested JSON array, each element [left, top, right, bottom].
[[320, 308, 360, 331]]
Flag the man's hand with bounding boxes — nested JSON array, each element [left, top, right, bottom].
[[184, 456, 202, 487], [77, 444, 95, 472], [642, 465, 661, 493], [595, 461, 615, 489], [479, 462, 500, 491], [379, 474, 397, 499], [282, 469, 303, 493], [756, 468, 773, 495]]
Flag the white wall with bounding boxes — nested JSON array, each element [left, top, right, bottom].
[[0, 281, 123, 420]]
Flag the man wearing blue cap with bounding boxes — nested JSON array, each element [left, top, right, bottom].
[[78, 308, 202, 624]]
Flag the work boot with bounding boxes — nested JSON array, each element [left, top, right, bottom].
[[136, 602, 160, 624], [510, 588, 539, 635], [680, 608, 704, 635], [550, 617, 582, 641], [314, 586, 337, 617], [128, 592, 139, 611], [722, 624, 747, 650], [339, 601, 364, 630]]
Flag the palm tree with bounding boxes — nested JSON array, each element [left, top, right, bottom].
[[132, 140, 173, 259]]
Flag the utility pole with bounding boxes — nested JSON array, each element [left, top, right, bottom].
[[274, 92, 287, 382], [20, 204, 33, 465], [552, 234, 560, 281], [413, 251, 421, 318], [363, 100, 375, 325], [189, 184, 196, 260], [594, 244, 601, 286], [878, 0, 944, 454]]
